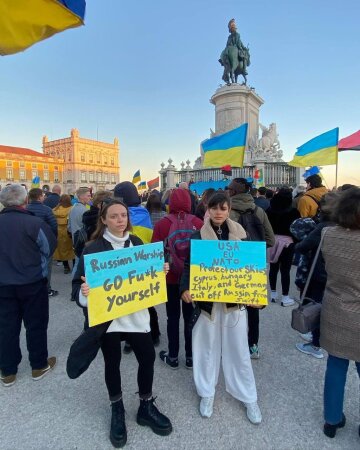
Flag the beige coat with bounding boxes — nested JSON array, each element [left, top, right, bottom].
[[53, 206, 75, 261], [320, 226, 360, 361]]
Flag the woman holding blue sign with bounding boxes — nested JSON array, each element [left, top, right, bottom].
[[72, 199, 172, 448], [180, 192, 262, 424]]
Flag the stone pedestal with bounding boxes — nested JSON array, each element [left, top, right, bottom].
[[210, 85, 264, 165]]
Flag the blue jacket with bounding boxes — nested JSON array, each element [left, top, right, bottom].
[[0, 207, 57, 286], [26, 201, 58, 237], [43, 193, 60, 209]]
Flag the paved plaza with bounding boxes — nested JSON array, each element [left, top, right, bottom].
[[1, 264, 359, 450]]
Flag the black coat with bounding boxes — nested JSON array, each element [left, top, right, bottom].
[[266, 194, 300, 237]]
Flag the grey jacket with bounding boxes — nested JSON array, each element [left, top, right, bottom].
[[230, 193, 275, 247], [68, 203, 87, 240]]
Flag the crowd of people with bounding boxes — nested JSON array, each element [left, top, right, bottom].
[[0, 174, 359, 447]]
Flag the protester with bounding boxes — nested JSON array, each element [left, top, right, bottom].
[[194, 188, 215, 220], [179, 181, 198, 214], [0, 184, 57, 387], [266, 189, 274, 200], [254, 186, 270, 211], [180, 192, 262, 423], [152, 188, 203, 369], [228, 178, 274, 359], [114, 182, 161, 350], [297, 174, 327, 218], [72, 199, 172, 447], [292, 185, 306, 209], [82, 190, 113, 239], [319, 187, 360, 439], [53, 195, 75, 274], [26, 188, 58, 296], [146, 192, 166, 226], [294, 193, 336, 359], [266, 187, 300, 306], [43, 184, 62, 209]]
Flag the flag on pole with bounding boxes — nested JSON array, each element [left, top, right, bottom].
[[138, 181, 146, 190], [132, 170, 141, 184], [147, 177, 160, 190], [338, 130, 360, 151], [302, 166, 321, 179], [201, 124, 248, 168], [254, 168, 264, 187], [221, 165, 232, 176], [288, 128, 339, 167], [0, 0, 86, 56], [31, 176, 40, 188]]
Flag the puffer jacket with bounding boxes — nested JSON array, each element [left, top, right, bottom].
[[26, 200, 58, 237], [230, 193, 275, 247]]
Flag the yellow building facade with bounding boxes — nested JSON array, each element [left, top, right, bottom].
[[0, 129, 120, 193]]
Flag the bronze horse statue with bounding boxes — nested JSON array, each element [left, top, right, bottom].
[[219, 44, 250, 85]]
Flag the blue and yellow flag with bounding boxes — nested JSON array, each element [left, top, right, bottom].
[[132, 170, 141, 184], [202, 123, 248, 168], [129, 206, 153, 244], [31, 176, 40, 188], [289, 128, 339, 167], [0, 0, 86, 56], [138, 181, 146, 191]]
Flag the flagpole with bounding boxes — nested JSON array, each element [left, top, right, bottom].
[[335, 149, 339, 188]]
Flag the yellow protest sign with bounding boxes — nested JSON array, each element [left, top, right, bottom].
[[190, 240, 268, 306], [84, 242, 167, 326]]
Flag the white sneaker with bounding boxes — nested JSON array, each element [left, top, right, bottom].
[[244, 401, 262, 424], [270, 290, 277, 303], [200, 396, 214, 418], [281, 295, 295, 307], [300, 332, 313, 343]]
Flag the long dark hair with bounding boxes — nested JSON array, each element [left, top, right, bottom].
[[91, 199, 132, 240]]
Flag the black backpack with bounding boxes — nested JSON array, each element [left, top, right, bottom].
[[237, 206, 266, 241]]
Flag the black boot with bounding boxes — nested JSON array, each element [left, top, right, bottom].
[[323, 413, 346, 438], [137, 397, 172, 436], [110, 399, 127, 448]]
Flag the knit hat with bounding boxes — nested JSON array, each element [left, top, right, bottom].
[[114, 182, 140, 207]]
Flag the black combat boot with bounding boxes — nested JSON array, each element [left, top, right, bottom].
[[110, 399, 127, 448], [136, 397, 172, 436]]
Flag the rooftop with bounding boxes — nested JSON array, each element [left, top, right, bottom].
[[0, 145, 50, 158]]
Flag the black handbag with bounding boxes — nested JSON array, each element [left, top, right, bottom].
[[66, 320, 112, 379], [291, 229, 327, 334]]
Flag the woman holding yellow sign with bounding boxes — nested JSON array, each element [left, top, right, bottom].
[[180, 192, 262, 424], [72, 199, 172, 448]]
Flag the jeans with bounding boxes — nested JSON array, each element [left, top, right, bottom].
[[166, 284, 193, 358], [0, 279, 49, 375], [101, 331, 155, 401], [269, 245, 295, 295], [324, 354, 360, 424]]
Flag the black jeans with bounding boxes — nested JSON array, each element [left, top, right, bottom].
[[0, 279, 49, 375], [101, 331, 155, 401], [149, 307, 161, 340], [269, 245, 295, 295], [247, 307, 259, 347], [166, 284, 193, 358]]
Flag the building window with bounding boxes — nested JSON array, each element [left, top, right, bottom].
[[44, 164, 49, 169], [19, 169, 26, 180], [44, 171, 49, 181], [32, 170, 38, 179], [54, 165, 58, 170], [97, 172, 102, 182], [81, 153, 85, 162], [32, 163, 37, 169], [96, 153, 101, 164], [19, 162, 25, 168], [81, 172, 87, 182], [111, 156, 114, 166], [6, 161, 13, 167], [89, 172, 94, 182], [54, 171, 59, 182], [6, 168, 13, 180], [104, 172, 108, 182], [104, 155, 108, 165], [111, 174, 116, 183], [89, 154, 93, 163], [68, 153, 71, 161]]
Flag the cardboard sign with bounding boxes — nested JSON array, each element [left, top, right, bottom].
[[190, 240, 268, 306], [84, 242, 167, 326]]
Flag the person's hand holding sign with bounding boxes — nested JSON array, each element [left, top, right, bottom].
[[181, 290, 192, 304], [80, 276, 90, 297], [163, 262, 170, 275]]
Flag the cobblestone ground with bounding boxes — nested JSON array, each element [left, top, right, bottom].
[[1, 263, 359, 450]]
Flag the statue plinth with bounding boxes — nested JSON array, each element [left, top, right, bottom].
[[210, 84, 264, 165]]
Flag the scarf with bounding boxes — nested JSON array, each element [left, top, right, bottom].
[[200, 217, 247, 241]]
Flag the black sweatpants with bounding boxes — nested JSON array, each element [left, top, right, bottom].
[[269, 245, 295, 295], [0, 279, 49, 375], [100, 331, 155, 401]]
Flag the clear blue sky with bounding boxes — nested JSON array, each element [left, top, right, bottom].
[[1, 0, 360, 186]]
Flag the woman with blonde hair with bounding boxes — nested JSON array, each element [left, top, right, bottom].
[[53, 195, 75, 273]]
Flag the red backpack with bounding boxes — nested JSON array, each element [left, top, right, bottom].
[[165, 213, 198, 281]]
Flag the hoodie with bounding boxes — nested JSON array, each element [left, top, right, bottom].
[[152, 188, 203, 284], [297, 186, 327, 218], [229, 193, 275, 247], [266, 193, 300, 236]]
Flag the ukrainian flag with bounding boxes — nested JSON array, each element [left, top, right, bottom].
[[129, 206, 153, 244], [289, 128, 339, 167], [0, 0, 86, 56], [132, 170, 141, 184], [138, 181, 146, 191], [202, 123, 248, 168]]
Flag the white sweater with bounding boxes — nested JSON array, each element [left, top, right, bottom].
[[79, 229, 150, 333]]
